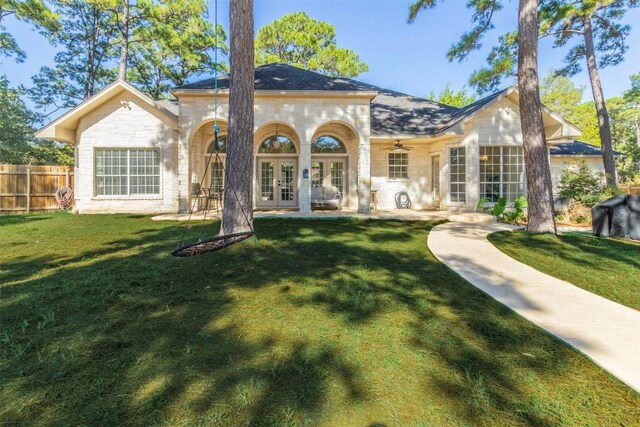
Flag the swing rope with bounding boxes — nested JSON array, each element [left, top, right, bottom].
[[172, 0, 255, 257]]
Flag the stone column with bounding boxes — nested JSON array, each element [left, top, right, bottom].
[[357, 134, 371, 213], [442, 147, 450, 208], [466, 138, 480, 210], [299, 131, 312, 214], [177, 121, 191, 213]]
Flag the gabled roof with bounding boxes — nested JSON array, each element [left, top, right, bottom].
[[369, 89, 460, 136], [175, 63, 460, 137], [36, 80, 177, 144], [550, 140, 623, 157], [175, 65, 581, 138], [157, 99, 179, 116]]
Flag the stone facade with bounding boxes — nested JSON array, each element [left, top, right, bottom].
[[176, 92, 372, 213], [74, 91, 178, 213], [37, 80, 603, 215]]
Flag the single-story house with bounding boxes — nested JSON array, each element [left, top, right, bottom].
[[36, 63, 607, 214]]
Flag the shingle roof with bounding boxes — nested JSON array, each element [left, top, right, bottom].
[[175, 63, 378, 92], [369, 89, 460, 136], [157, 99, 179, 116], [174, 63, 512, 137], [550, 140, 623, 156]]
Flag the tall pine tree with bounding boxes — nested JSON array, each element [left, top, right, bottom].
[[409, 0, 557, 233]]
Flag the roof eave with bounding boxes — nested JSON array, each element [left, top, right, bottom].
[[171, 88, 378, 99], [36, 80, 178, 143]]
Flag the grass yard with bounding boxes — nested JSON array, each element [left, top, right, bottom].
[[1, 213, 639, 426], [489, 231, 640, 311]]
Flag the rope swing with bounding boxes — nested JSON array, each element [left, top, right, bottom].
[[171, 0, 255, 257]]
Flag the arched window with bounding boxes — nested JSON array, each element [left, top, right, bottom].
[[312, 135, 347, 154], [258, 135, 296, 153], [206, 135, 227, 154]]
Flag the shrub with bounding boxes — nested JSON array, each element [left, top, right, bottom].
[[566, 202, 592, 224], [558, 160, 605, 207], [479, 195, 527, 224]]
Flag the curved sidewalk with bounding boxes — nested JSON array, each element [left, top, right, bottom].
[[427, 221, 640, 393]]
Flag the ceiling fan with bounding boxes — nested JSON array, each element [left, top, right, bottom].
[[382, 140, 415, 151]]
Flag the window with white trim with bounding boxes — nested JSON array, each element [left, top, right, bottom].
[[95, 148, 160, 196], [449, 147, 466, 203], [388, 152, 408, 180], [479, 146, 525, 203]]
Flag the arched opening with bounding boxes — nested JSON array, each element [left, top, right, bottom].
[[311, 135, 347, 154], [254, 122, 299, 209], [187, 120, 228, 210], [258, 135, 297, 154], [205, 134, 227, 199], [310, 135, 349, 196], [310, 122, 358, 208]]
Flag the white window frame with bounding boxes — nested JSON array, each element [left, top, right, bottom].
[[94, 148, 161, 198], [479, 145, 526, 203], [387, 152, 409, 181], [449, 147, 466, 204]]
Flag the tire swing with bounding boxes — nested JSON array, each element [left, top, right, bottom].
[[171, 128, 256, 258], [171, 0, 255, 258]]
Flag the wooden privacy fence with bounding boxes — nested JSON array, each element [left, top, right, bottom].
[[620, 184, 640, 195], [0, 165, 74, 213]]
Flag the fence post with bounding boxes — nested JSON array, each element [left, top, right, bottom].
[[65, 167, 70, 188], [26, 166, 31, 213]]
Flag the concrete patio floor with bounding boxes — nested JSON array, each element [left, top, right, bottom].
[[152, 208, 495, 224]]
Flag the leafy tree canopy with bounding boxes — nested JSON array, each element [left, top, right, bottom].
[[29, 0, 117, 114], [29, 0, 225, 110], [427, 83, 477, 107], [0, 0, 59, 62], [0, 76, 72, 165], [255, 12, 368, 78], [540, 69, 584, 118], [539, 0, 637, 77], [128, 1, 227, 100]]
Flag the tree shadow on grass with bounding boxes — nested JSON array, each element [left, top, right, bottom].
[[0, 217, 638, 426], [0, 214, 55, 227], [489, 230, 640, 272]]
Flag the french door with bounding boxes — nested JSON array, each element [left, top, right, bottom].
[[257, 158, 297, 208], [311, 158, 346, 194]]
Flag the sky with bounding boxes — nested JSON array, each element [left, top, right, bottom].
[[3, 0, 640, 111]]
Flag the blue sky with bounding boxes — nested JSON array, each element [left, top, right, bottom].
[[3, 0, 639, 108]]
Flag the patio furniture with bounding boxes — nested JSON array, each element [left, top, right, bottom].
[[204, 187, 224, 213], [311, 186, 342, 210], [191, 183, 208, 211]]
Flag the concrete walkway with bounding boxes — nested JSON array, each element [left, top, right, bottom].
[[428, 221, 640, 393]]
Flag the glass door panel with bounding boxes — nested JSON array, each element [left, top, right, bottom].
[[278, 160, 296, 206], [311, 161, 324, 188], [259, 160, 275, 207], [330, 161, 345, 194]]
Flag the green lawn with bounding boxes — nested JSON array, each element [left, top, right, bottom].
[[488, 231, 640, 311], [1, 213, 638, 426]]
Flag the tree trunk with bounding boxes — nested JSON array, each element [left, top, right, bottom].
[[583, 15, 617, 188], [222, 0, 254, 235], [118, 0, 130, 81], [518, 0, 557, 234]]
